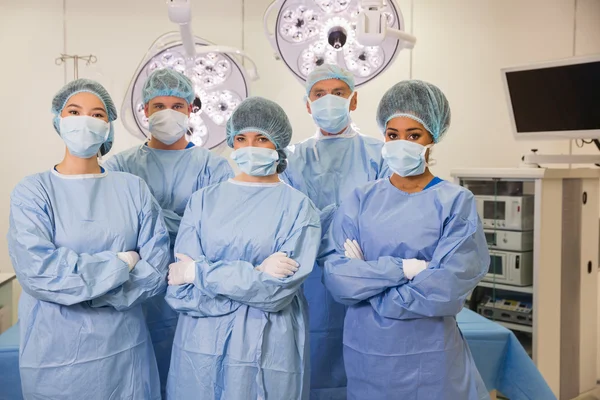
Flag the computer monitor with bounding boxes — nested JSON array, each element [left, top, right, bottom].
[[502, 54, 600, 140]]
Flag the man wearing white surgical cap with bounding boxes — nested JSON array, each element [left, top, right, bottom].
[[324, 80, 490, 399], [103, 68, 233, 397], [281, 64, 389, 399]]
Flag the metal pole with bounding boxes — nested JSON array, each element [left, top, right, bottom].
[[55, 54, 98, 80]]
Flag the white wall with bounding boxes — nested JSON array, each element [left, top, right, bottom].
[[0, 0, 66, 274], [0, 0, 244, 273], [0, 0, 598, 277], [411, 0, 579, 175]]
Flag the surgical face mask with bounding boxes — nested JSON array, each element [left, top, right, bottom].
[[230, 147, 279, 176], [148, 109, 189, 145], [309, 93, 354, 134], [59, 116, 110, 159], [381, 140, 433, 177]]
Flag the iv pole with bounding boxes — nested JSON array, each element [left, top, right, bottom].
[[55, 54, 97, 80]]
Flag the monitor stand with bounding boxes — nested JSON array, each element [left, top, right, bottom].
[[522, 147, 600, 165]]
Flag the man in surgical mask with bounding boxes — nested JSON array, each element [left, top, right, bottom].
[[281, 64, 389, 400], [103, 68, 233, 398]]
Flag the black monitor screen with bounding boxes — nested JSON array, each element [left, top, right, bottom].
[[505, 61, 600, 133], [489, 255, 504, 275], [485, 232, 496, 246], [484, 201, 505, 220]]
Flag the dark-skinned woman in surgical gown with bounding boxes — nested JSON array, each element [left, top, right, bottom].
[[323, 80, 491, 400], [7, 79, 170, 399], [165, 97, 321, 400]]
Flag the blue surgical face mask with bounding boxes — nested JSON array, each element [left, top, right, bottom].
[[381, 140, 433, 177], [59, 116, 110, 159], [309, 93, 354, 134], [230, 147, 280, 176]]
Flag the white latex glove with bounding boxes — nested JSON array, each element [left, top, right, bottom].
[[117, 251, 140, 271], [168, 254, 196, 285], [256, 252, 299, 279], [344, 239, 364, 260], [403, 259, 429, 280]]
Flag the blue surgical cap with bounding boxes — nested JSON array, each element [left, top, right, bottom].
[[305, 64, 355, 95], [51, 79, 117, 156], [142, 68, 195, 105], [226, 97, 292, 173], [376, 80, 451, 143]]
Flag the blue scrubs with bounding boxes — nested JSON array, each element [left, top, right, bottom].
[[103, 143, 233, 397], [7, 169, 170, 399], [165, 180, 321, 399], [324, 178, 490, 399]]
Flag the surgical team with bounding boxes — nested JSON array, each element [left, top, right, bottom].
[[7, 65, 490, 400]]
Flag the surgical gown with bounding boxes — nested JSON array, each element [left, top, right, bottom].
[[281, 126, 389, 399], [165, 179, 321, 400], [7, 169, 170, 400], [103, 143, 233, 396], [323, 179, 490, 400]]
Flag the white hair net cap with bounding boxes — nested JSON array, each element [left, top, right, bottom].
[[376, 80, 451, 143], [305, 64, 355, 95], [142, 68, 195, 105], [226, 97, 293, 173]]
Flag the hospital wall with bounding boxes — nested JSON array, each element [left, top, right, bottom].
[[0, 0, 599, 322]]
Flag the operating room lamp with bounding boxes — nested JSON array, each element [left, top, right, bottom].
[[121, 0, 259, 149], [264, 0, 416, 87]]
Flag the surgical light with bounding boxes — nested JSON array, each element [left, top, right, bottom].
[[264, 0, 415, 87], [121, 0, 258, 149]]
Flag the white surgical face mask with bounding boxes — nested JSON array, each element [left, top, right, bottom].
[[381, 140, 433, 177], [148, 109, 189, 145], [230, 147, 279, 176], [308, 93, 354, 134], [60, 116, 110, 159]]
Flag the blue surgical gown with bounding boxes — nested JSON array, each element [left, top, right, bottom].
[[165, 179, 321, 400], [103, 142, 233, 396], [281, 126, 389, 399], [323, 179, 491, 400], [7, 169, 170, 400]]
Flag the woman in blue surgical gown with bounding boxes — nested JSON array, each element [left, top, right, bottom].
[[7, 79, 170, 399], [165, 96, 321, 400], [323, 80, 491, 400]]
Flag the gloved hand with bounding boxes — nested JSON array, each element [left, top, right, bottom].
[[403, 259, 429, 280], [117, 251, 140, 271], [168, 254, 196, 285], [344, 239, 364, 261], [256, 252, 299, 279]]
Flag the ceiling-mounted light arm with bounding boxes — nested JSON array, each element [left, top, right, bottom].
[[168, 0, 259, 81], [263, 0, 282, 51], [194, 45, 260, 81], [357, 0, 416, 48], [167, 0, 196, 67], [384, 29, 416, 49]]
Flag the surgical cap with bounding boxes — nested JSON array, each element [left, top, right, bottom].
[[142, 68, 195, 105], [376, 80, 451, 143], [306, 64, 355, 95], [226, 97, 292, 173], [51, 79, 117, 156]]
